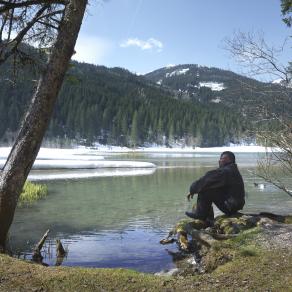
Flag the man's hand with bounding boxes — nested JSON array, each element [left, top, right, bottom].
[[187, 192, 194, 202]]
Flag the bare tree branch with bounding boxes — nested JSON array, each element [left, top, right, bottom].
[[0, 9, 8, 41], [225, 30, 292, 197], [0, 4, 50, 64], [0, 0, 66, 13], [0, 1, 65, 68], [224, 31, 290, 83]]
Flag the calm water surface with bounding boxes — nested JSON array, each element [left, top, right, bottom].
[[10, 152, 292, 273]]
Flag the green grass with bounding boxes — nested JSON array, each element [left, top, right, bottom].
[[0, 224, 291, 291], [238, 245, 259, 257], [1, 248, 292, 291], [19, 181, 48, 206], [227, 227, 261, 246]]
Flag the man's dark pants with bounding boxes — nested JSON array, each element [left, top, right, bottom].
[[193, 189, 235, 221]]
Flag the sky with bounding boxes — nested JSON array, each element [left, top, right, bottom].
[[73, 0, 291, 80]]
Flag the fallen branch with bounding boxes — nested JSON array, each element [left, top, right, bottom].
[[32, 229, 50, 261]]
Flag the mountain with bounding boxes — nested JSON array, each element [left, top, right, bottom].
[[1, 60, 288, 148], [145, 64, 292, 119]]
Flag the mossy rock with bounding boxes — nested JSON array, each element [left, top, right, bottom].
[[284, 216, 292, 224], [178, 232, 189, 251], [174, 218, 208, 234], [165, 218, 210, 251], [214, 214, 259, 235], [188, 219, 209, 230]]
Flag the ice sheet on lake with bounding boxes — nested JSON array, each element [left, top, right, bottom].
[[0, 159, 156, 170], [28, 168, 156, 181], [0, 147, 104, 160], [0, 147, 155, 171]]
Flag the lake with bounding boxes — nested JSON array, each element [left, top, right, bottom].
[[9, 152, 292, 273]]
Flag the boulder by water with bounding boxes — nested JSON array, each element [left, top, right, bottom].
[[160, 212, 292, 275]]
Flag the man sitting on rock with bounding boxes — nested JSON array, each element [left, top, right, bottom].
[[185, 151, 245, 222]]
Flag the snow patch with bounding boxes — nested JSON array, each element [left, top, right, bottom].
[[0, 144, 275, 162], [271, 78, 291, 87], [211, 97, 221, 103], [272, 78, 283, 84], [199, 82, 225, 91], [126, 145, 275, 153], [156, 79, 162, 85], [166, 68, 189, 78], [187, 83, 199, 88]]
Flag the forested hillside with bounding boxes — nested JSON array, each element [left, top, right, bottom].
[[145, 64, 292, 120], [0, 60, 259, 147]]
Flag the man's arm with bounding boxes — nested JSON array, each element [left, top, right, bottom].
[[189, 168, 227, 196]]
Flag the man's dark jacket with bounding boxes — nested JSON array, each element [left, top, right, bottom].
[[189, 162, 245, 211]]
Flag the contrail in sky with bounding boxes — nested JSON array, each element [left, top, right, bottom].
[[126, 0, 144, 37]]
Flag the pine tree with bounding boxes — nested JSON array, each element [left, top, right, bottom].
[[130, 111, 139, 148]]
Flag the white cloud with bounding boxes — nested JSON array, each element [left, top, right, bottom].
[[120, 37, 163, 52], [73, 35, 113, 65]]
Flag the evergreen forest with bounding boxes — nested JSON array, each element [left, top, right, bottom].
[[1, 58, 285, 148]]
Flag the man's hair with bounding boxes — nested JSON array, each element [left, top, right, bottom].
[[221, 151, 235, 163]]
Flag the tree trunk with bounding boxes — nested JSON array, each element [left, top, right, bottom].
[[0, 0, 87, 250]]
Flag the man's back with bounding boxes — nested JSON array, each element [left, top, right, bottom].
[[186, 152, 245, 220], [222, 163, 245, 210]]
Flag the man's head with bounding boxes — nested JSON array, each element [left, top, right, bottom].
[[219, 151, 235, 167]]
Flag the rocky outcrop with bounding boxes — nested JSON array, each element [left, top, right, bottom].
[[159, 212, 292, 275]]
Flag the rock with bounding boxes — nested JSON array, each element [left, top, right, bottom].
[[174, 219, 208, 234], [159, 238, 176, 245], [284, 215, 292, 224], [160, 212, 292, 276], [187, 229, 215, 247], [257, 217, 275, 227], [177, 232, 189, 251], [214, 213, 259, 234]]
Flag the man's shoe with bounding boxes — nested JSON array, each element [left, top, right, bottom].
[[185, 211, 197, 219]]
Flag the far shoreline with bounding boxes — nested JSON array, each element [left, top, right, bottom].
[[0, 145, 273, 160], [74, 144, 273, 154]]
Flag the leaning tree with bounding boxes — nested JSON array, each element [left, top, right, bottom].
[[0, 0, 88, 251]]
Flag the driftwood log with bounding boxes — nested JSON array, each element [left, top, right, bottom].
[[32, 229, 50, 262]]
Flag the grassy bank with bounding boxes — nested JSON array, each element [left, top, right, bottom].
[[19, 181, 48, 206], [1, 246, 292, 291], [3, 207, 291, 290]]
